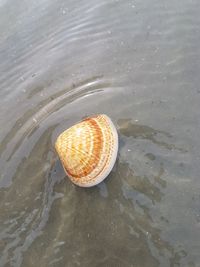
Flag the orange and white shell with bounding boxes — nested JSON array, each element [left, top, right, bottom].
[[55, 114, 118, 187]]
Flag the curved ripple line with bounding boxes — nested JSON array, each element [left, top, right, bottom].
[[0, 76, 109, 162]]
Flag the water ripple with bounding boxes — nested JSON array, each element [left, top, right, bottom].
[[0, 75, 109, 188]]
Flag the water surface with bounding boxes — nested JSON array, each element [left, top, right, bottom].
[[1, 0, 200, 266]]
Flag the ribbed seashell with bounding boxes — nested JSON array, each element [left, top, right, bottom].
[[55, 114, 118, 187]]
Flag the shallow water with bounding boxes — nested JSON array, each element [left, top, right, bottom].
[[1, 0, 200, 266]]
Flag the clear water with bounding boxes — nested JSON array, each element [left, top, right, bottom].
[[0, 0, 200, 266]]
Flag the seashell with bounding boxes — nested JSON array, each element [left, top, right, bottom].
[[55, 114, 118, 187]]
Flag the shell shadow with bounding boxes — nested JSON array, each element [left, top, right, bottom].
[[117, 118, 187, 152]]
